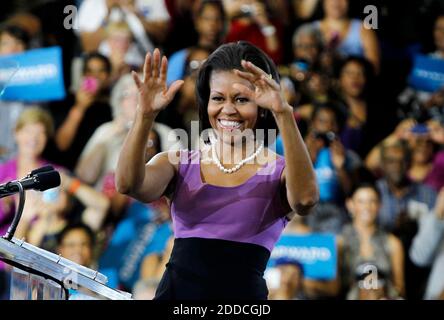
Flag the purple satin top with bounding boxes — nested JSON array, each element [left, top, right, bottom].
[[170, 149, 288, 252]]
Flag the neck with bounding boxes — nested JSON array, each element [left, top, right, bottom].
[[199, 38, 217, 50], [324, 17, 348, 26], [215, 138, 262, 167], [387, 179, 409, 198], [345, 94, 363, 105], [354, 220, 376, 236], [18, 155, 39, 167], [17, 155, 40, 177]]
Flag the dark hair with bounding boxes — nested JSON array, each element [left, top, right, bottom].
[[57, 222, 95, 247], [348, 182, 381, 201], [335, 55, 375, 99], [275, 257, 304, 275], [0, 24, 30, 49], [82, 52, 112, 75], [196, 41, 280, 144], [310, 102, 347, 133]]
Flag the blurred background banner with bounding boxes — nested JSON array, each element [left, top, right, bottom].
[[409, 54, 444, 92], [0, 46, 65, 102], [268, 234, 337, 280]]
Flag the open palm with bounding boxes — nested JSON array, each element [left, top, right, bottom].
[[132, 48, 184, 117], [234, 60, 290, 114]]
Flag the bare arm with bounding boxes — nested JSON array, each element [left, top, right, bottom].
[[235, 61, 319, 216], [115, 49, 183, 202], [361, 26, 380, 74], [389, 234, 405, 297], [75, 142, 107, 185], [275, 109, 319, 215], [61, 173, 110, 231], [55, 89, 95, 151]]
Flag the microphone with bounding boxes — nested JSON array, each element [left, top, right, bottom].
[[0, 170, 61, 198], [27, 165, 55, 177]]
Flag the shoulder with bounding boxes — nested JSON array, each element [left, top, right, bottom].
[[359, 21, 377, 39], [387, 233, 403, 254], [0, 158, 17, 181], [151, 150, 181, 171]]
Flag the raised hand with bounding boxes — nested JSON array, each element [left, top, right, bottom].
[[234, 60, 291, 114], [132, 48, 184, 118]]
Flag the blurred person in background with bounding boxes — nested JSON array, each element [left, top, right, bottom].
[[223, 0, 284, 64], [44, 52, 113, 171], [311, 0, 380, 73], [275, 216, 341, 299], [77, 0, 169, 53], [57, 223, 97, 268], [0, 24, 29, 55], [166, 0, 226, 86], [0, 24, 40, 162], [301, 104, 360, 234], [409, 187, 444, 300], [100, 21, 140, 83], [24, 170, 109, 254], [334, 56, 379, 157], [57, 223, 102, 299], [0, 107, 54, 299], [268, 257, 306, 300], [373, 140, 438, 299], [365, 119, 444, 192], [398, 14, 444, 127], [340, 183, 405, 299]]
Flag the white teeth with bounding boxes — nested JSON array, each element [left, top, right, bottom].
[[219, 120, 242, 128]]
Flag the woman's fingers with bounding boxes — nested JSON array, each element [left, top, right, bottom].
[[132, 71, 142, 89], [232, 82, 255, 99], [152, 48, 161, 78], [164, 80, 184, 102], [143, 52, 152, 82], [260, 74, 280, 90], [160, 56, 168, 82], [241, 59, 268, 78], [234, 69, 256, 82]]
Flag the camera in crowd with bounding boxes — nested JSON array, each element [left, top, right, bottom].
[[314, 130, 336, 146], [240, 4, 256, 17]]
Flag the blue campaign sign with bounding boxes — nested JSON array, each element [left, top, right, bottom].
[[408, 54, 444, 92], [268, 233, 337, 280], [0, 46, 65, 101]]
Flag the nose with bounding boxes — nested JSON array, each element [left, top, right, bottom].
[[221, 101, 237, 115]]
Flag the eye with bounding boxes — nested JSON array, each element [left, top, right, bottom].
[[211, 96, 224, 102], [235, 97, 249, 104]]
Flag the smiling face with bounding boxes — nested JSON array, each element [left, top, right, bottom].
[[207, 70, 259, 145], [15, 122, 47, 159], [347, 187, 380, 226], [58, 229, 93, 267]]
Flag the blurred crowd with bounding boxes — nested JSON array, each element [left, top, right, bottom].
[[1, 0, 444, 300]]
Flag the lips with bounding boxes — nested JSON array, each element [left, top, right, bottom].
[[218, 119, 243, 130]]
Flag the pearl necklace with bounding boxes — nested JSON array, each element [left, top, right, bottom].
[[211, 142, 264, 174]]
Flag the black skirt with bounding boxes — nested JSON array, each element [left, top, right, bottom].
[[153, 237, 271, 300]]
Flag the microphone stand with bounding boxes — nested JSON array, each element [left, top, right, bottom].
[[2, 181, 25, 241]]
